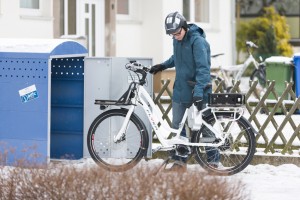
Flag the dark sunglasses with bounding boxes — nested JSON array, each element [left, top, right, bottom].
[[170, 28, 182, 37]]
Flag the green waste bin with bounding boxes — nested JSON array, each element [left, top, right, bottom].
[[265, 56, 293, 100]]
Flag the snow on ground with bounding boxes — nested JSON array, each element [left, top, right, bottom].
[[235, 164, 300, 200]]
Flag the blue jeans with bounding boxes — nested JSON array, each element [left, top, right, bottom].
[[172, 101, 189, 162], [201, 89, 220, 165], [172, 101, 190, 137], [201, 127, 220, 164], [172, 101, 220, 164]]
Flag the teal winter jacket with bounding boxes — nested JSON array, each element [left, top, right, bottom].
[[162, 24, 211, 105]]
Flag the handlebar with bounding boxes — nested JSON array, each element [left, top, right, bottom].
[[125, 60, 151, 72], [125, 61, 151, 85], [246, 41, 258, 48]]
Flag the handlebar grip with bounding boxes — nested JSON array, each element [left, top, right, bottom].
[[125, 62, 151, 85]]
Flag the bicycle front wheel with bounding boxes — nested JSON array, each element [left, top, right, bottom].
[[87, 109, 149, 172], [192, 112, 256, 176]]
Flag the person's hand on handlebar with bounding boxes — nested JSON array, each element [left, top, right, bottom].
[[149, 64, 164, 74], [193, 96, 203, 111]]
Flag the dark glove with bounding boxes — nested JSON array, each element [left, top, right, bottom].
[[149, 64, 164, 74], [193, 96, 203, 111]]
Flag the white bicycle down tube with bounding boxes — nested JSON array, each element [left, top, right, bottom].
[[137, 86, 186, 144], [139, 87, 226, 148], [236, 56, 254, 79], [128, 86, 224, 148]]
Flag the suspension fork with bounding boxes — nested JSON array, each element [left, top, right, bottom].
[[113, 105, 135, 143]]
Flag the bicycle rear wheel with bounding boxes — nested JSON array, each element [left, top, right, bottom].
[[87, 109, 149, 172], [192, 112, 256, 176]]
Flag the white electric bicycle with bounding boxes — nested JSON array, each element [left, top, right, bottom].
[[87, 61, 257, 176]]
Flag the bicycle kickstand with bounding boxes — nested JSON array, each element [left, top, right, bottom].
[[152, 157, 171, 176]]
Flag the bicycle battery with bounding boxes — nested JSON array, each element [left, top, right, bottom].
[[208, 93, 245, 107]]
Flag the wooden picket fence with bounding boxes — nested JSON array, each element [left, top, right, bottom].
[[153, 79, 300, 156]]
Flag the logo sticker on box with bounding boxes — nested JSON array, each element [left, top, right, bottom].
[[19, 85, 39, 103]]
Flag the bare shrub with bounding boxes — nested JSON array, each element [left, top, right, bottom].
[[0, 161, 249, 200]]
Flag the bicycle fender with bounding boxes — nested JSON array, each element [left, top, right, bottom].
[[239, 115, 258, 135]]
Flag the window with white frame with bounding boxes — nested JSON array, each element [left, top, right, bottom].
[[183, 0, 210, 23], [20, 0, 39, 9], [19, 0, 43, 17]]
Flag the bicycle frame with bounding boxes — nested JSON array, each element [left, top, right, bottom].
[[235, 54, 259, 80], [218, 54, 259, 87], [212, 41, 261, 88], [113, 82, 243, 152]]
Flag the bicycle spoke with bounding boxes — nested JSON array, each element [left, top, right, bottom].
[[87, 109, 148, 172]]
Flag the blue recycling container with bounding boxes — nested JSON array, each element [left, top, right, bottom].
[[293, 53, 300, 97], [0, 39, 88, 165]]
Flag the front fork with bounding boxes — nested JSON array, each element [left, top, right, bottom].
[[113, 105, 135, 143]]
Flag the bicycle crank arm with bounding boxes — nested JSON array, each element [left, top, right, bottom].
[[152, 144, 175, 153]]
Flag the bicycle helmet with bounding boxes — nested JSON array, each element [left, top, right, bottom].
[[164, 12, 188, 35]]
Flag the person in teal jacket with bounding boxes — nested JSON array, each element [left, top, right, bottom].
[[150, 12, 220, 171]]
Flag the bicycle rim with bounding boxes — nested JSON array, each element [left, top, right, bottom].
[[87, 109, 148, 172], [193, 112, 256, 176]]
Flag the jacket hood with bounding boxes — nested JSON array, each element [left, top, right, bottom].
[[188, 23, 206, 38]]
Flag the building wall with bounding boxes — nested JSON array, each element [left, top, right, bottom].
[[116, 0, 235, 63], [0, 0, 235, 92], [0, 0, 53, 38]]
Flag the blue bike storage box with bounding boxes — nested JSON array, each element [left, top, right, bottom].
[[0, 39, 88, 165], [294, 53, 300, 97]]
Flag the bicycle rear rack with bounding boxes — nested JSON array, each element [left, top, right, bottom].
[[94, 82, 137, 110], [95, 99, 133, 110]]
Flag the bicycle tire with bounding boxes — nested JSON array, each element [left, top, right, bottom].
[[87, 109, 149, 172], [250, 68, 266, 87], [192, 112, 256, 176]]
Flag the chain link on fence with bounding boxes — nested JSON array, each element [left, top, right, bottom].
[[153, 79, 300, 156]]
